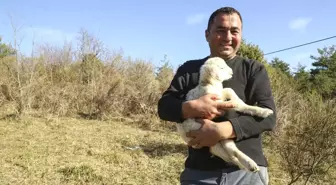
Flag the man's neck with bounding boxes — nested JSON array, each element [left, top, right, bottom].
[[209, 54, 236, 61]]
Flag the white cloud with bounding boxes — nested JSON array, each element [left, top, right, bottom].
[[186, 13, 206, 25], [23, 26, 76, 44], [288, 17, 312, 32]]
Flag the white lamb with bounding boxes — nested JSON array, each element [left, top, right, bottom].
[[176, 56, 273, 172]]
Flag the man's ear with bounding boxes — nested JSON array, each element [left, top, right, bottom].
[[205, 29, 210, 42]]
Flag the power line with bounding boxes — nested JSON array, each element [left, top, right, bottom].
[[264, 35, 336, 55]]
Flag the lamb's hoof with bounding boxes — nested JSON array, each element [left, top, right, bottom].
[[242, 159, 260, 172], [248, 165, 260, 172], [262, 109, 273, 118], [247, 161, 260, 172]]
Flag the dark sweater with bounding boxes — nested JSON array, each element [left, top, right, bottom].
[[157, 55, 277, 171]]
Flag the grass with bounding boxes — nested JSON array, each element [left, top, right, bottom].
[[0, 116, 186, 185], [1, 115, 334, 185]]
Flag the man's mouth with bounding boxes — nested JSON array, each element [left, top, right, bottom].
[[219, 44, 232, 50], [220, 44, 232, 47]]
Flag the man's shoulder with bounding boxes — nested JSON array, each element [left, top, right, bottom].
[[237, 56, 265, 67], [236, 56, 267, 73], [235, 56, 270, 81], [178, 56, 209, 72]]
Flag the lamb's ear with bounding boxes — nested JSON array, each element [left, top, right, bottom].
[[203, 64, 215, 79]]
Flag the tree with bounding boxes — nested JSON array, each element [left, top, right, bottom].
[[237, 39, 266, 63], [81, 53, 104, 84], [75, 29, 106, 84], [293, 63, 312, 93], [309, 45, 336, 99], [270, 57, 291, 76], [76, 28, 106, 61], [310, 45, 336, 76], [0, 37, 16, 58]]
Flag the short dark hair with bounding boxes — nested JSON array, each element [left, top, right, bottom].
[[207, 7, 243, 31]]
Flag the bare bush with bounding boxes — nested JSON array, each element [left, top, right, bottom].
[[271, 88, 336, 184], [259, 65, 336, 184], [156, 54, 175, 94]]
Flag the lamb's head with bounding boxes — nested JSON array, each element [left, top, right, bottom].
[[199, 57, 233, 84]]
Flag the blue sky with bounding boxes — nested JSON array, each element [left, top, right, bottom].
[[1, 0, 335, 71]]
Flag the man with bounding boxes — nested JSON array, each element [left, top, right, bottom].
[[157, 7, 276, 185]]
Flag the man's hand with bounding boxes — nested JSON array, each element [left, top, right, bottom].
[[186, 119, 222, 148], [182, 94, 235, 120], [186, 120, 236, 148]]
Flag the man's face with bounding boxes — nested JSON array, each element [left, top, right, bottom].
[[205, 12, 242, 60]]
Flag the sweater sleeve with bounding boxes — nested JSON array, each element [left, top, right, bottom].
[[157, 64, 188, 123], [229, 62, 277, 142]]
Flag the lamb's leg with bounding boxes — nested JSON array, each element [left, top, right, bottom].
[[176, 119, 203, 149], [236, 103, 273, 118], [210, 141, 257, 172], [210, 143, 247, 170], [222, 88, 273, 118], [210, 143, 232, 162], [220, 140, 260, 172], [176, 123, 191, 144]]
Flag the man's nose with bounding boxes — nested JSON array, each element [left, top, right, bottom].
[[222, 30, 232, 42]]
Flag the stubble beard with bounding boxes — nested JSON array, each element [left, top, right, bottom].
[[217, 48, 236, 61]]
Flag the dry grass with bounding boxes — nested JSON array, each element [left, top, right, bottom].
[[0, 116, 186, 185], [0, 115, 310, 185], [2, 114, 331, 185]]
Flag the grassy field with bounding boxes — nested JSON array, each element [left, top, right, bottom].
[[0, 116, 187, 185], [0, 115, 334, 185]]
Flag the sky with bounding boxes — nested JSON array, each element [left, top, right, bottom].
[[1, 0, 335, 72]]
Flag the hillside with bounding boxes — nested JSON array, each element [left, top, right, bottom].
[[0, 31, 335, 185]]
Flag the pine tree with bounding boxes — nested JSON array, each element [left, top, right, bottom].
[[0, 37, 16, 58], [270, 57, 291, 76], [309, 45, 336, 99]]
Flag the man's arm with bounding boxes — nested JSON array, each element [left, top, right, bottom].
[[157, 65, 188, 123], [228, 62, 276, 142], [157, 61, 230, 123]]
